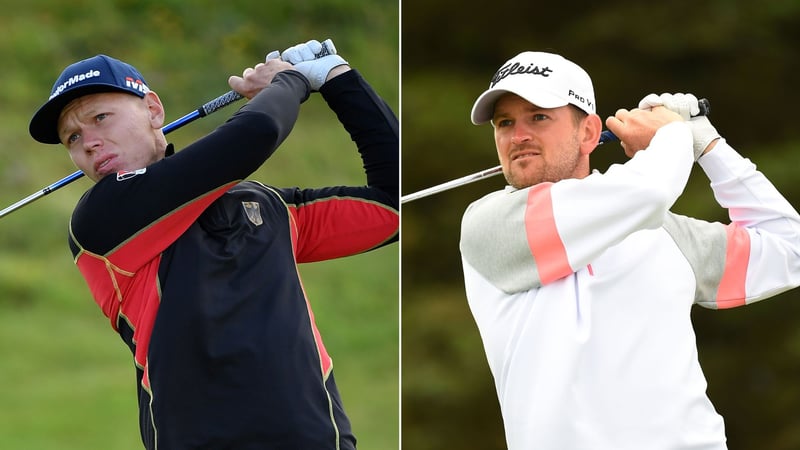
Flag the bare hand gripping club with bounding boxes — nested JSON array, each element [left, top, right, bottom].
[[401, 99, 710, 204]]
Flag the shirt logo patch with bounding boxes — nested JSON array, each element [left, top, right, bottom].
[[242, 201, 263, 226], [116, 168, 147, 181]]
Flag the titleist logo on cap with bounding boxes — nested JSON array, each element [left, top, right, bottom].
[[490, 62, 553, 88]]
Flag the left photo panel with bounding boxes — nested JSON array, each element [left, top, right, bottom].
[[1, 2, 398, 449]]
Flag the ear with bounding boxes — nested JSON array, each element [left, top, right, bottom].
[[580, 113, 603, 156], [143, 91, 165, 129]]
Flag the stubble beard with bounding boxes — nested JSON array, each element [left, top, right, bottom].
[[504, 131, 582, 189]]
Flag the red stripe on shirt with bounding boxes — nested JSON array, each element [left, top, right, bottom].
[[716, 224, 751, 309], [74, 252, 121, 321], [525, 184, 572, 284], [287, 207, 332, 377], [290, 197, 398, 263], [305, 294, 333, 377]]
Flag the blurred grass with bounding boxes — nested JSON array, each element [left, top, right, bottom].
[[0, 1, 398, 449]]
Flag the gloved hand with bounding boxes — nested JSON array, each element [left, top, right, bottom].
[[687, 116, 721, 160], [280, 39, 348, 91], [638, 92, 719, 159], [638, 93, 699, 120], [293, 54, 348, 91], [280, 39, 337, 63]]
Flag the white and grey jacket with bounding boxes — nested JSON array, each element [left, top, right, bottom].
[[460, 122, 800, 450]]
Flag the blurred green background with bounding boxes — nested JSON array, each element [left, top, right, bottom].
[[0, 1, 398, 449], [401, 1, 800, 449]]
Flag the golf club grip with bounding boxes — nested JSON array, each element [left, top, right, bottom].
[[198, 41, 334, 117], [600, 97, 710, 144], [318, 41, 334, 57], [200, 90, 244, 116], [697, 98, 711, 116]]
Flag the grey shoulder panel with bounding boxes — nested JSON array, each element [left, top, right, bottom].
[[662, 213, 728, 308], [460, 190, 540, 293]]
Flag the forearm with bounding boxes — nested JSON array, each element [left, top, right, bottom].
[[699, 140, 800, 305], [219, 70, 310, 176], [168, 70, 310, 184], [320, 70, 399, 207], [700, 140, 800, 231]]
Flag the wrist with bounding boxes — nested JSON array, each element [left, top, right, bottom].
[[688, 116, 721, 161], [325, 64, 351, 83], [700, 137, 720, 157]]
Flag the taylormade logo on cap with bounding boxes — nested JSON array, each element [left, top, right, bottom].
[[49, 69, 102, 99], [471, 51, 596, 125]]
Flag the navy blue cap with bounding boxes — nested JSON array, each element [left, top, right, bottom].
[[29, 54, 150, 144]]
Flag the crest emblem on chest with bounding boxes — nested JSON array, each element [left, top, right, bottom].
[[241, 201, 263, 226]]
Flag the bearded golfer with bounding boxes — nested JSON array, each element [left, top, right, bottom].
[[28, 39, 398, 449], [459, 51, 800, 449]]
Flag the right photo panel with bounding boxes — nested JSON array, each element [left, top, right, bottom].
[[401, 2, 800, 449]]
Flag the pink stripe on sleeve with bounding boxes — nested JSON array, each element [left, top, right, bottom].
[[716, 224, 751, 309], [525, 184, 572, 284]]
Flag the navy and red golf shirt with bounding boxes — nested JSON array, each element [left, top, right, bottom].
[[67, 69, 398, 449]]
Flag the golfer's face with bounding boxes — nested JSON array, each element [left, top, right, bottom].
[[58, 92, 164, 182], [492, 93, 582, 189]]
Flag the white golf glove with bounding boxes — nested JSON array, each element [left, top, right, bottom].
[[293, 54, 348, 90], [280, 39, 347, 91], [638, 92, 719, 160], [264, 39, 335, 63], [686, 116, 721, 160], [638, 92, 699, 120], [281, 39, 337, 63]]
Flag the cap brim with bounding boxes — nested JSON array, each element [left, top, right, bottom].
[[29, 84, 136, 144], [470, 87, 569, 125]]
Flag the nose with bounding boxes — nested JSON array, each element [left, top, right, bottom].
[[81, 129, 103, 155], [510, 124, 531, 146]]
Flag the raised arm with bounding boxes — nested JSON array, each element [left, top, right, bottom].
[[461, 116, 694, 294]]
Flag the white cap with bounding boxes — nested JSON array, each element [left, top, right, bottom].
[[470, 51, 596, 125]]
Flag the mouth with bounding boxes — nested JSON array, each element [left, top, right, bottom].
[[94, 155, 116, 177], [510, 150, 541, 162]]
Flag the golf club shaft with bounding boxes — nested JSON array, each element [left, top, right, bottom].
[[401, 130, 615, 204], [0, 90, 244, 219], [401, 98, 710, 204], [401, 165, 504, 204]]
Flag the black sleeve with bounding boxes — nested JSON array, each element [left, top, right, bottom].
[[163, 70, 310, 190], [69, 70, 311, 256], [319, 69, 399, 209]]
